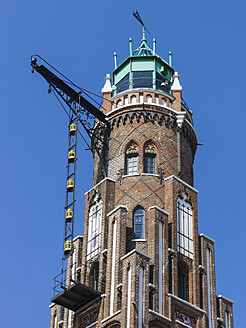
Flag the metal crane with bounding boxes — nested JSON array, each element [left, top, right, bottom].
[[31, 55, 109, 277]]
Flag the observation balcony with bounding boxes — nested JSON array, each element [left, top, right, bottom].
[[51, 262, 103, 311]]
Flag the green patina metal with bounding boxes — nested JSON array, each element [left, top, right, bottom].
[[168, 51, 172, 68], [129, 38, 132, 56], [112, 27, 174, 95], [114, 52, 117, 69]]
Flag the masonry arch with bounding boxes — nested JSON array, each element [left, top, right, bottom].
[[125, 140, 139, 175], [133, 206, 145, 239], [143, 140, 157, 174]]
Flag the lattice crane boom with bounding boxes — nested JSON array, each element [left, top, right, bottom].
[[31, 55, 109, 125], [31, 54, 109, 276]]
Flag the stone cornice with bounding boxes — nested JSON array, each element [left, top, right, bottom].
[[84, 177, 116, 195], [164, 175, 199, 194]]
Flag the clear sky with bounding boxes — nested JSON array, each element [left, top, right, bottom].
[[1, 0, 245, 327]]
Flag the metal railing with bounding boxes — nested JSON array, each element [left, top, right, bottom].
[[53, 261, 106, 297], [114, 77, 171, 95]]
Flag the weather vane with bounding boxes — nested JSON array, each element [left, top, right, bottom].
[[132, 10, 151, 35]]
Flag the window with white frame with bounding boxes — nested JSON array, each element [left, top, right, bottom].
[[144, 141, 156, 174], [127, 155, 138, 174], [131, 95, 136, 104], [116, 99, 122, 108], [87, 194, 102, 260], [133, 207, 145, 239], [146, 95, 152, 103], [225, 311, 229, 328], [126, 141, 139, 175], [177, 191, 193, 259]]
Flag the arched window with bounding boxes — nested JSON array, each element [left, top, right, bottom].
[[126, 142, 139, 175], [177, 191, 193, 259], [144, 142, 156, 174], [133, 207, 145, 239], [116, 99, 122, 108], [130, 95, 136, 104], [146, 95, 152, 103]]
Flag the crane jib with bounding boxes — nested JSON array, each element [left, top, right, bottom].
[[35, 64, 109, 125]]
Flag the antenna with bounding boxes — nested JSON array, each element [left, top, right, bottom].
[[132, 10, 150, 35]]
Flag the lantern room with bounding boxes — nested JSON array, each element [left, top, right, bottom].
[[112, 27, 174, 96]]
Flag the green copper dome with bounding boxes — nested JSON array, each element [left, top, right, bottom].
[[112, 27, 174, 96]]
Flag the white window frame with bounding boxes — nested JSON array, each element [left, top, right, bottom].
[[177, 192, 193, 259], [87, 194, 102, 260], [126, 154, 138, 175]]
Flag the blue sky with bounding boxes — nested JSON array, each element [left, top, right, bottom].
[[1, 0, 245, 327]]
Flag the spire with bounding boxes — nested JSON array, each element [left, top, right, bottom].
[[101, 74, 112, 93], [171, 72, 182, 91], [142, 26, 146, 43], [132, 27, 154, 57]]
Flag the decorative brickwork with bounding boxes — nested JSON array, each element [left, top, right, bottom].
[[50, 40, 234, 328]]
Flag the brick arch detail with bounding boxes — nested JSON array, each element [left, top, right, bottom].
[[143, 139, 157, 154], [176, 188, 194, 209], [110, 110, 177, 131], [104, 322, 121, 328], [125, 139, 140, 155]]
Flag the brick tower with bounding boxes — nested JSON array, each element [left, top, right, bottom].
[[50, 29, 234, 328]]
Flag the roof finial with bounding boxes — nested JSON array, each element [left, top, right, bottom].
[[168, 51, 172, 67], [114, 52, 117, 69], [153, 38, 156, 55], [142, 26, 146, 42], [129, 38, 132, 56]]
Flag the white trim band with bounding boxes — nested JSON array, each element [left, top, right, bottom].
[[164, 175, 198, 193], [199, 233, 216, 243], [85, 321, 98, 328], [176, 320, 192, 328], [121, 249, 152, 261], [168, 294, 206, 314], [101, 310, 121, 324], [149, 310, 172, 322], [107, 205, 128, 217], [217, 295, 234, 304], [84, 177, 116, 195], [148, 206, 169, 216]]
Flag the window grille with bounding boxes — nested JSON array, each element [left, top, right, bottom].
[[126, 141, 139, 175], [177, 192, 193, 259], [144, 155, 156, 174], [87, 194, 102, 260], [144, 142, 156, 174], [127, 155, 138, 174], [133, 207, 145, 239]]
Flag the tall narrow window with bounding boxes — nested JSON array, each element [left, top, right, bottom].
[[89, 261, 99, 290], [146, 95, 152, 103], [178, 265, 186, 300], [133, 207, 145, 239], [53, 314, 57, 328], [127, 266, 131, 328], [126, 141, 139, 175], [206, 248, 212, 328], [177, 191, 193, 259], [138, 266, 144, 328], [87, 194, 102, 260], [144, 141, 156, 174], [130, 95, 136, 104], [225, 311, 229, 328]]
